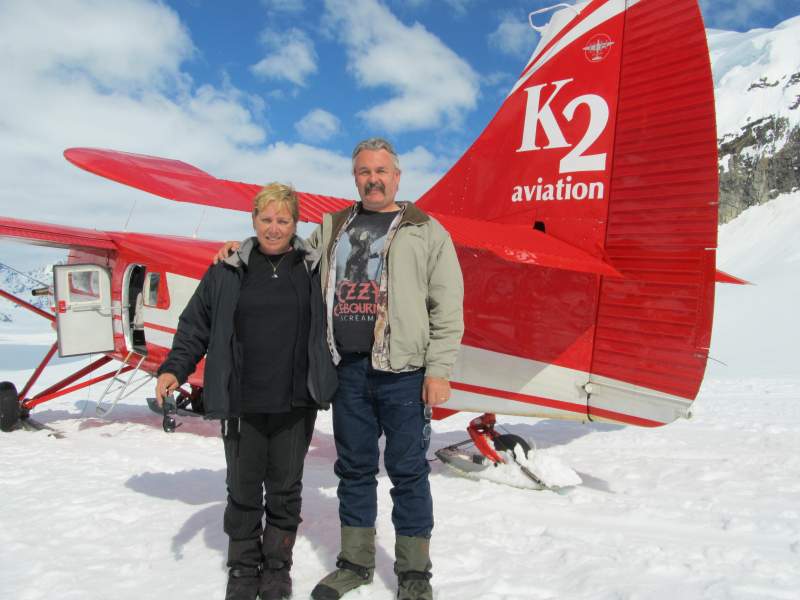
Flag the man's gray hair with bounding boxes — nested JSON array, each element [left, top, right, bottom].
[[351, 137, 401, 172]]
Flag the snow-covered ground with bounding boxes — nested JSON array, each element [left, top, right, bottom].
[[2, 192, 799, 599]]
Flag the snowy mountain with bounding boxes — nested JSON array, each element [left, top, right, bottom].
[[0, 263, 56, 322], [709, 15, 800, 222]]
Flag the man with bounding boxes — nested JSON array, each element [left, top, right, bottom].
[[308, 138, 463, 600], [216, 138, 463, 599]]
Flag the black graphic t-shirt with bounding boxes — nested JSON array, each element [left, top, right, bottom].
[[333, 208, 398, 354]]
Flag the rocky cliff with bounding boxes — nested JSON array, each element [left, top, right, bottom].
[[709, 17, 800, 223]]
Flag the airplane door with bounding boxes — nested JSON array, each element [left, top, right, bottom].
[[53, 264, 114, 357]]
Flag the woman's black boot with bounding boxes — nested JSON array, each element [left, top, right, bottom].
[[225, 566, 261, 600], [259, 525, 296, 600]]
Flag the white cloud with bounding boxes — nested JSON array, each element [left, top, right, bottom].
[[0, 0, 194, 92], [388, 0, 473, 15], [251, 28, 317, 87], [261, 0, 305, 13], [219, 142, 444, 206], [398, 145, 450, 183], [295, 109, 341, 142], [390, 0, 428, 8], [482, 71, 515, 97], [443, 0, 475, 16], [488, 15, 536, 58], [0, 0, 314, 244], [0, 0, 451, 275], [699, 0, 779, 29], [323, 0, 479, 133]]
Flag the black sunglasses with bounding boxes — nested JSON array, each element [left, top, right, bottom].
[[422, 405, 432, 446]]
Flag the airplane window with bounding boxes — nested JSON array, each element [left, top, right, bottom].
[[146, 272, 160, 306], [68, 270, 100, 303]]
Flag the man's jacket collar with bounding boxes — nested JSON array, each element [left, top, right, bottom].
[[342, 201, 430, 226]]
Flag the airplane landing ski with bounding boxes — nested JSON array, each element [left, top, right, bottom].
[[435, 413, 581, 491]]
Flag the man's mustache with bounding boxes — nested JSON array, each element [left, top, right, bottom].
[[365, 181, 385, 194]]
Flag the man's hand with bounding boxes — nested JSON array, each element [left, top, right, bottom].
[[422, 376, 451, 407], [213, 241, 241, 264], [155, 372, 179, 406]]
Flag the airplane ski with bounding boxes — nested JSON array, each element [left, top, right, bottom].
[[434, 413, 582, 490]]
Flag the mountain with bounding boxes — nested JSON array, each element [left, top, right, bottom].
[[0, 263, 56, 322], [709, 15, 800, 223]]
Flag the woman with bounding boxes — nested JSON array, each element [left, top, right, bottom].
[[155, 183, 337, 600]]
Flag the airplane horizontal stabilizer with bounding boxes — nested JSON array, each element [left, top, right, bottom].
[[432, 212, 622, 277], [64, 148, 353, 223], [0, 216, 116, 251], [715, 269, 749, 285]]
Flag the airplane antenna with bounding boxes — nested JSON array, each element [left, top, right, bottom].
[[528, 3, 579, 32], [123, 199, 138, 232], [192, 208, 207, 239]]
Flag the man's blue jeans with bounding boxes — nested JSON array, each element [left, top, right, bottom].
[[332, 354, 433, 537]]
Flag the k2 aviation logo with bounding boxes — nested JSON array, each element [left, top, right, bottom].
[[583, 34, 614, 63], [513, 78, 609, 204]]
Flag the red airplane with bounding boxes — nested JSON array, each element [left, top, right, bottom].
[[0, 0, 742, 485]]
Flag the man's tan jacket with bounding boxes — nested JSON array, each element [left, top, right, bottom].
[[307, 201, 464, 379]]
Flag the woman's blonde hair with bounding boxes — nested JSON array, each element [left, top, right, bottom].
[[252, 182, 299, 222]]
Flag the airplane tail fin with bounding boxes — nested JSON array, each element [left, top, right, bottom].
[[419, 0, 718, 408]]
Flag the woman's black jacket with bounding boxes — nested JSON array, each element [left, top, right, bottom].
[[157, 236, 337, 418]]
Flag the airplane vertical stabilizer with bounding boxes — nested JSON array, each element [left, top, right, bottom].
[[419, 0, 718, 418]]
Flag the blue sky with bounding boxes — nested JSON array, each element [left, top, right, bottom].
[[160, 0, 800, 163], [0, 0, 798, 269]]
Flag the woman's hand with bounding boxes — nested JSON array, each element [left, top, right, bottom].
[[155, 372, 179, 406], [213, 241, 241, 264]]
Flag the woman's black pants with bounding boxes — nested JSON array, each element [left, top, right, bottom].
[[222, 408, 317, 568]]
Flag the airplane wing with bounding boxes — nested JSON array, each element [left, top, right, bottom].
[[62, 147, 623, 276], [0, 216, 116, 251], [64, 147, 354, 224]]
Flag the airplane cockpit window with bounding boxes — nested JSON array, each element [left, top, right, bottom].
[[68, 270, 100, 303], [145, 272, 160, 307]]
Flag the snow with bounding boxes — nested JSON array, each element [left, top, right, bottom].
[[2, 192, 800, 598], [709, 16, 800, 143], [709, 190, 800, 379], [511, 445, 583, 489]]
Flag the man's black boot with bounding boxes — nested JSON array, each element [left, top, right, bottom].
[[395, 535, 433, 600]]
